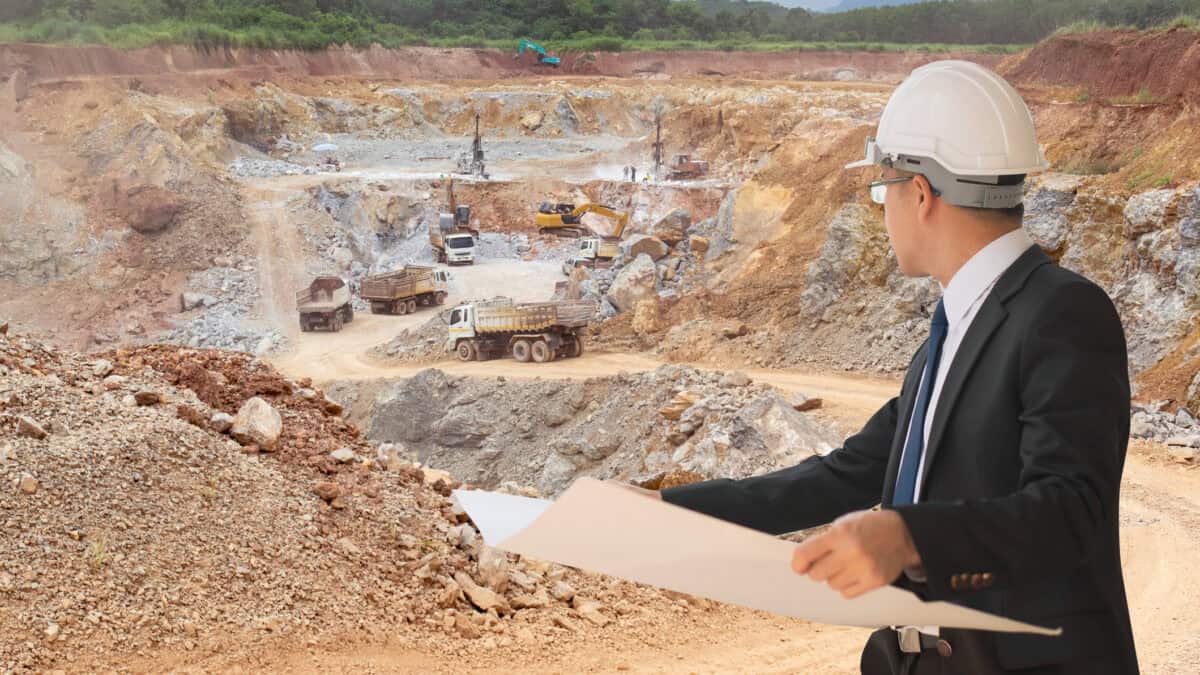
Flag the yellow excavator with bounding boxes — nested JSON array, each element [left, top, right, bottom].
[[540, 203, 635, 275], [535, 202, 629, 238]]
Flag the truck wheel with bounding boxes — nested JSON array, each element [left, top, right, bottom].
[[331, 314, 343, 332], [531, 340, 552, 363], [456, 341, 476, 361], [343, 306, 354, 323], [512, 340, 531, 363], [435, 292, 447, 305], [395, 300, 407, 315], [568, 336, 583, 358], [407, 299, 417, 314]]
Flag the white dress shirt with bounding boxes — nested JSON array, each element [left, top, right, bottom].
[[899, 228, 1036, 503]]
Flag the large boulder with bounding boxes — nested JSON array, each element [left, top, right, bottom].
[[620, 234, 670, 262], [605, 254, 657, 312], [667, 392, 839, 479], [1124, 188, 1176, 238], [122, 184, 188, 234], [652, 209, 691, 245], [1024, 174, 1082, 256], [367, 369, 455, 444], [520, 111, 544, 131], [230, 397, 283, 451], [631, 298, 666, 334]]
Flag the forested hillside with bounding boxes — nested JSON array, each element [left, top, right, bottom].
[[1, 0, 1199, 50]]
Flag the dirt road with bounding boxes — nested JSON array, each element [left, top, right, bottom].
[[271, 258, 565, 378]]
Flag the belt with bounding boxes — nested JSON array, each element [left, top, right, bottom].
[[894, 626, 953, 658]]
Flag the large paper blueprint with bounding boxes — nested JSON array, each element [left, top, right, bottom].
[[453, 478, 1060, 636]]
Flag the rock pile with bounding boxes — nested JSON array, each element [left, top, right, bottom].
[[1132, 401, 1200, 461], [562, 209, 705, 322], [0, 331, 685, 672], [165, 260, 287, 355], [377, 313, 450, 363], [342, 365, 837, 496]]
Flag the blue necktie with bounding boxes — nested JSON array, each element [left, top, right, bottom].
[[893, 300, 948, 506]]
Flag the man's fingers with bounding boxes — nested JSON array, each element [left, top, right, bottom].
[[826, 566, 860, 592], [792, 534, 836, 574], [805, 549, 846, 583], [838, 579, 875, 600]]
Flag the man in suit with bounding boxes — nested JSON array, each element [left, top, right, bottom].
[[639, 61, 1139, 673]]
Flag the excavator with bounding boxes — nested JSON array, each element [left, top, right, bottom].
[[536, 202, 628, 238], [515, 39, 561, 67]]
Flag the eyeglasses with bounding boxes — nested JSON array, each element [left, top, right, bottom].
[[868, 176, 913, 205]]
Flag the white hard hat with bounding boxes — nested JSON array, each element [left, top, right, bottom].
[[847, 60, 1048, 207]]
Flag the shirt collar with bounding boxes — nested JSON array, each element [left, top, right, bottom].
[[941, 228, 1034, 326]]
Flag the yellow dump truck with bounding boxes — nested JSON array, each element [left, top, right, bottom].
[[446, 298, 593, 363], [360, 266, 451, 315]]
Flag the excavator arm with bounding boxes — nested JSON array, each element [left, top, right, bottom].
[[572, 204, 630, 238]]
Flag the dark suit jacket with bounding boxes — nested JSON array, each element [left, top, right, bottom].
[[662, 246, 1138, 674]]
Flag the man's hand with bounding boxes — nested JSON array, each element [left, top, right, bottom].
[[791, 509, 920, 599]]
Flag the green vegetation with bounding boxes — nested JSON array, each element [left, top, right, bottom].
[[1127, 159, 1174, 190], [1, 1, 1199, 51], [1109, 87, 1169, 105]]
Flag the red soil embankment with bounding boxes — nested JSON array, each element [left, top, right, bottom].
[[1001, 28, 1200, 104], [0, 42, 1003, 85]]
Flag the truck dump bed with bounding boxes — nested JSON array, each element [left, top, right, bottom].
[[474, 300, 593, 333], [361, 266, 436, 301], [296, 277, 349, 311]]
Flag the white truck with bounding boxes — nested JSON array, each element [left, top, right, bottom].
[[446, 298, 593, 363], [561, 236, 620, 275], [430, 212, 476, 265], [430, 176, 477, 265], [297, 276, 353, 332]]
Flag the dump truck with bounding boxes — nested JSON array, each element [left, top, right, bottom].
[[562, 237, 621, 275], [297, 276, 353, 332], [446, 298, 593, 363], [667, 154, 710, 180], [431, 176, 477, 264], [361, 266, 451, 315]]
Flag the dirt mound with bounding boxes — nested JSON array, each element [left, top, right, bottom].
[[0, 331, 695, 672], [1002, 28, 1200, 105]]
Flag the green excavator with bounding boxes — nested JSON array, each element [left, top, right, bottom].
[[516, 39, 561, 67]]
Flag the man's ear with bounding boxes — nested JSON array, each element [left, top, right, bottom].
[[913, 174, 936, 223]]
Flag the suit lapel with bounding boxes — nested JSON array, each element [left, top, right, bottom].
[[915, 245, 1052, 497]]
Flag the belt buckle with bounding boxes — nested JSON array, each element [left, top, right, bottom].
[[896, 626, 922, 654]]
